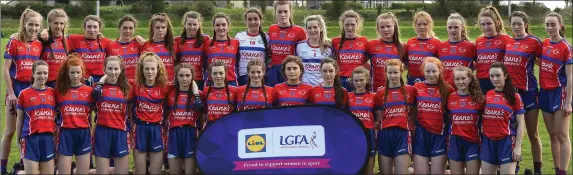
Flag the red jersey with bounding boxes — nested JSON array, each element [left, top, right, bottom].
[[503, 35, 542, 91], [236, 86, 275, 111], [55, 85, 93, 129], [268, 24, 307, 66], [131, 84, 169, 123], [17, 87, 56, 137], [414, 82, 454, 135], [475, 34, 512, 79], [166, 90, 204, 129], [309, 86, 348, 107], [273, 83, 312, 106], [447, 92, 484, 143], [348, 92, 377, 129], [141, 41, 177, 83], [437, 40, 477, 87], [67, 34, 111, 77], [539, 38, 573, 90], [205, 39, 240, 82], [204, 86, 237, 121], [41, 36, 71, 82], [366, 39, 402, 90], [106, 40, 142, 81], [175, 35, 210, 81], [95, 84, 132, 131], [332, 36, 369, 77], [405, 37, 441, 78], [4, 38, 43, 82], [482, 90, 525, 140], [375, 86, 417, 130]]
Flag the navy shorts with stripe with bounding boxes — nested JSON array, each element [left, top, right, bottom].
[[94, 126, 129, 158], [539, 87, 570, 113], [406, 75, 425, 86], [265, 65, 284, 87], [480, 135, 515, 165], [412, 124, 448, 157], [134, 123, 164, 152], [58, 128, 91, 156], [21, 133, 55, 162], [168, 126, 197, 158], [378, 127, 410, 157], [447, 135, 480, 162], [479, 78, 495, 95], [517, 89, 538, 110], [366, 129, 376, 156]]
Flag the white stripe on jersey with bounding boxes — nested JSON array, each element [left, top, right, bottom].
[[235, 31, 268, 76], [296, 40, 333, 87]]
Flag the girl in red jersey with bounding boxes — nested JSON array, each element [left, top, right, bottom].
[[16, 60, 56, 174], [41, 9, 71, 88], [480, 62, 525, 174], [1, 8, 43, 174], [332, 10, 368, 92], [310, 58, 348, 109], [447, 66, 485, 175], [266, 0, 307, 87], [205, 13, 240, 87], [54, 55, 93, 175], [437, 13, 477, 88], [367, 12, 404, 91], [203, 61, 237, 128], [92, 56, 132, 174], [405, 11, 441, 85], [130, 52, 170, 175], [236, 8, 269, 86], [106, 15, 143, 83], [475, 6, 512, 94], [412, 57, 454, 174], [375, 59, 416, 175], [142, 13, 177, 84], [176, 11, 210, 90], [236, 60, 274, 111], [166, 63, 203, 174], [272, 55, 313, 106], [348, 66, 375, 174], [69, 15, 112, 85], [539, 12, 572, 175], [504, 11, 544, 175]]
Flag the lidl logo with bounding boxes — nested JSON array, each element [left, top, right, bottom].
[[245, 134, 266, 153]]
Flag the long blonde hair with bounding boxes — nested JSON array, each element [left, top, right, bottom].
[[18, 8, 43, 41], [135, 52, 168, 88], [478, 5, 507, 35], [376, 12, 404, 59], [447, 13, 470, 41], [304, 15, 332, 53], [412, 11, 436, 38]]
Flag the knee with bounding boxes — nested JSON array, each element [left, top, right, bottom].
[[1, 129, 15, 138], [556, 132, 571, 143]]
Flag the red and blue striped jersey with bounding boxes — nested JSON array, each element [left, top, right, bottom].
[[375, 86, 417, 130], [131, 83, 170, 123], [95, 84, 132, 131], [405, 37, 441, 78], [204, 86, 237, 121], [236, 86, 275, 111], [503, 35, 542, 91], [268, 24, 307, 66], [447, 92, 484, 143], [348, 92, 377, 129], [475, 34, 512, 79], [205, 39, 240, 82], [4, 38, 43, 82], [309, 86, 348, 107], [366, 39, 402, 90], [67, 34, 111, 77], [141, 41, 177, 83], [437, 40, 477, 87], [539, 38, 573, 90], [273, 83, 312, 106], [166, 90, 204, 129], [41, 36, 71, 82], [332, 36, 369, 78], [414, 82, 454, 135], [55, 85, 93, 129], [17, 87, 57, 137], [175, 35, 210, 81], [482, 90, 525, 140], [106, 40, 142, 81]]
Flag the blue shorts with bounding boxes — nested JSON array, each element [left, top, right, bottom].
[[58, 128, 91, 156], [447, 135, 480, 162], [539, 87, 570, 113], [11, 79, 30, 97], [265, 65, 283, 87], [479, 78, 495, 95], [406, 75, 425, 86], [378, 127, 410, 157], [168, 126, 197, 158], [517, 89, 538, 110], [134, 123, 164, 152], [412, 125, 448, 157], [365, 129, 376, 156], [93, 126, 129, 158], [46, 81, 56, 89], [21, 133, 55, 162], [480, 135, 515, 165], [238, 75, 249, 86]]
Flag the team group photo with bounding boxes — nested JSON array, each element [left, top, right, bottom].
[[0, 0, 572, 174]]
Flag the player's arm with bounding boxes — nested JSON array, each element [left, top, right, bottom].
[[3, 59, 16, 107], [15, 109, 24, 141], [564, 63, 572, 115], [513, 113, 525, 161]]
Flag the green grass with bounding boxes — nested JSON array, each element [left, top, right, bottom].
[[1, 25, 572, 174]]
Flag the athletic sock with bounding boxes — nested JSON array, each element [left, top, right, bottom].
[[558, 170, 567, 175], [534, 162, 542, 174], [1, 159, 7, 174], [556, 168, 560, 175]]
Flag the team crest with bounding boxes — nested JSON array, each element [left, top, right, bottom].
[[280, 33, 286, 38], [391, 93, 399, 100], [419, 44, 425, 49], [252, 93, 259, 99], [385, 47, 392, 51], [71, 93, 78, 99], [513, 44, 519, 49], [41, 96, 46, 102], [110, 89, 117, 96], [180, 97, 187, 102], [324, 93, 332, 99], [486, 41, 491, 47], [356, 99, 363, 104], [215, 93, 222, 98], [493, 96, 500, 102], [459, 101, 466, 107], [290, 91, 295, 96], [427, 88, 435, 95], [546, 48, 552, 55]]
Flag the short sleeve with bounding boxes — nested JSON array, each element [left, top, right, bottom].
[[564, 44, 572, 64], [299, 27, 307, 41], [16, 91, 25, 110], [406, 86, 417, 105], [374, 89, 385, 110], [514, 92, 526, 114], [4, 38, 15, 59]]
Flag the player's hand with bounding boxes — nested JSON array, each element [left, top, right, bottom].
[[40, 29, 49, 41], [374, 121, 381, 130], [512, 147, 522, 162], [193, 95, 204, 111], [97, 32, 104, 38], [132, 35, 146, 45], [9, 33, 20, 41], [6, 93, 17, 115], [564, 103, 572, 116], [99, 75, 108, 83]]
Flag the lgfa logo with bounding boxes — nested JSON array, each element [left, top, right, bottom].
[[245, 134, 266, 153], [279, 132, 318, 149]]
